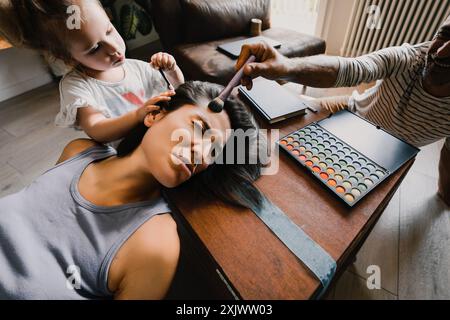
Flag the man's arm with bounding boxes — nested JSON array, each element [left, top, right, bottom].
[[236, 42, 415, 89], [235, 42, 339, 89]]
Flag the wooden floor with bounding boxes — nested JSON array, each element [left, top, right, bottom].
[[0, 82, 448, 300]]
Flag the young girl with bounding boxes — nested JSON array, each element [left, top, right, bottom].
[[2, 0, 185, 146]]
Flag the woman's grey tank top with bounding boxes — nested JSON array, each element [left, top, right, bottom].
[[0, 145, 171, 299]]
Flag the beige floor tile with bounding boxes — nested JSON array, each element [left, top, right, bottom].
[[349, 190, 400, 295], [333, 271, 397, 300], [399, 171, 450, 299]]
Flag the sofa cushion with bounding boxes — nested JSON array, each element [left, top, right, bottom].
[[173, 28, 326, 85], [180, 0, 271, 43], [150, 0, 185, 49]]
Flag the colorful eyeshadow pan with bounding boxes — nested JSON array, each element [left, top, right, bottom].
[[342, 181, 352, 189], [278, 123, 389, 207], [320, 172, 329, 180], [345, 194, 355, 202]]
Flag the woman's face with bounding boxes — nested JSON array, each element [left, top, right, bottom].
[[69, 1, 126, 71], [140, 104, 232, 188]]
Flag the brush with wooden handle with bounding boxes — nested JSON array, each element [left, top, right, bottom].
[[208, 55, 256, 112]]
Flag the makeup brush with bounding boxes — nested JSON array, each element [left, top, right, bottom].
[[159, 69, 175, 91], [208, 55, 256, 112]]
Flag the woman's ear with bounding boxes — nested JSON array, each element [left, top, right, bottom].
[[143, 109, 168, 128]]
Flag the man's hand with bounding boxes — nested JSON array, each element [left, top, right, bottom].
[[150, 52, 177, 71], [235, 42, 291, 90], [135, 90, 175, 122]]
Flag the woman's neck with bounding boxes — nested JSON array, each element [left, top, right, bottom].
[[84, 148, 161, 206]]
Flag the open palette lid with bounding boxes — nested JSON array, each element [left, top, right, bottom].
[[318, 111, 420, 173]]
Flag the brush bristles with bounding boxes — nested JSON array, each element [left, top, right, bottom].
[[208, 97, 224, 113]]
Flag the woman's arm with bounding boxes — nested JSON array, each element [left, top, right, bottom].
[[111, 214, 180, 300], [56, 138, 99, 164]]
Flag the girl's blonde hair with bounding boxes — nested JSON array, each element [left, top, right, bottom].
[[0, 0, 99, 67]]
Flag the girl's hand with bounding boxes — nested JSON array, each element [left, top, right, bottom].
[[150, 52, 177, 71], [135, 90, 176, 122]]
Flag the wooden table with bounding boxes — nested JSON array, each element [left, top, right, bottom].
[[166, 85, 414, 300]]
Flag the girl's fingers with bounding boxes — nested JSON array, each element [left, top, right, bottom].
[[163, 55, 170, 68], [151, 53, 162, 68], [168, 58, 176, 70], [160, 90, 176, 96], [150, 52, 177, 70], [144, 104, 161, 112], [145, 95, 172, 106]]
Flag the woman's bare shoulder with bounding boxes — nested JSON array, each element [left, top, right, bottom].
[[56, 139, 101, 164], [109, 214, 180, 299]]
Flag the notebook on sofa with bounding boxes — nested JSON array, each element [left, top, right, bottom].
[[217, 36, 281, 59], [238, 78, 309, 124]]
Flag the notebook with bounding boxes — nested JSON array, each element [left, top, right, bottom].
[[238, 78, 309, 124], [217, 36, 281, 59]]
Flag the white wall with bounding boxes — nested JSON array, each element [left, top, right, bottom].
[[320, 0, 357, 56], [0, 47, 52, 103]]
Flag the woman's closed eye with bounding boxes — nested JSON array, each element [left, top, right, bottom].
[[88, 44, 101, 55], [192, 119, 206, 134]]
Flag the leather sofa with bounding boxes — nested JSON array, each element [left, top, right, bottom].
[[150, 0, 326, 85]]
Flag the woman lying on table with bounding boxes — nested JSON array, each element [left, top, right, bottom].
[[0, 81, 264, 300]]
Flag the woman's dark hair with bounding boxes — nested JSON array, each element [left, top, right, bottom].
[[0, 0, 97, 66], [117, 81, 265, 210]]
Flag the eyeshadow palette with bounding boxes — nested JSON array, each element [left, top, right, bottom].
[[277, 111, 419, 207]]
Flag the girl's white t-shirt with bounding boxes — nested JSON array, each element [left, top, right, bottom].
[[55, 59, 168, 130]]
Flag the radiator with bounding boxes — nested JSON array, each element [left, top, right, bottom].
[[341, 0, 450, 57]]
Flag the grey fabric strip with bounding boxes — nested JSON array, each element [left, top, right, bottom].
[[249, 196, 336, 299]]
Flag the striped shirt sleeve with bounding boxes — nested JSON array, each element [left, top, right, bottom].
[[334, 43, 419, 87]]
